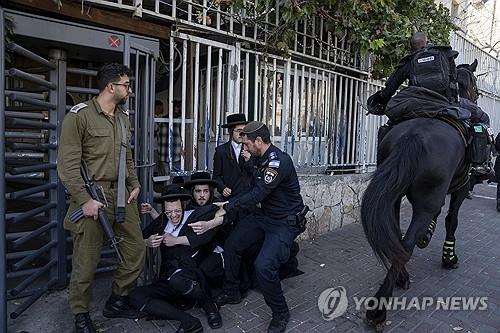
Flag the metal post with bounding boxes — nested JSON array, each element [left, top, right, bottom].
[[148, 56, 156, 200], [181, 40, 187, 170], [169, 37, 174, 172], [281, 59, 291, 152], [204, 45, 212, 170], [48, 48, 67, 289], [215, 48, 223, 147], [0, 7, 7, 333], [192, 43, 200, 170]]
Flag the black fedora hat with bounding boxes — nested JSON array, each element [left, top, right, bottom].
[[221, 113, 248, 128], [184, 171, 218, 188], [154, 184, 192, 203]]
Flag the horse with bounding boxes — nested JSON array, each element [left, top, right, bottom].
[[360, 60, 480, 330]]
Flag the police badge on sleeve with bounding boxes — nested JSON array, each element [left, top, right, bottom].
[[264, 168, 278, 184]]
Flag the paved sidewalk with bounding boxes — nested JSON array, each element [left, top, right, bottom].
[[8, 183, 500, 333]]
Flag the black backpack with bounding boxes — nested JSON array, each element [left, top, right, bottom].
[[409, 47, 451, 94]]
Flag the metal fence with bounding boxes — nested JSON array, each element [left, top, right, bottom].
[[154, 33, 383, 178]]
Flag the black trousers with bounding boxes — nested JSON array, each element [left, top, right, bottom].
[[129, 269, 212, 326], [223, 213, 298, 314]]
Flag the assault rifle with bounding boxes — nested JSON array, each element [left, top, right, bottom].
[[69, 162, 124, 264]]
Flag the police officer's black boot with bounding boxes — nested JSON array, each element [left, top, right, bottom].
[[103, 293, 146, 319], [267, 311, 290, 333], [74, 313, 96, 333]]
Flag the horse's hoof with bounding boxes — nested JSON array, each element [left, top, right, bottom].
[[416, 238, 428, 249], [366, 308, 386, 331], [396, 279, 411, 290], [365, 318, 386, 332], [417, 232, 433, 249], [442, 261, 459, 269]]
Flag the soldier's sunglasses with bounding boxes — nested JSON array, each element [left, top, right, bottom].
[[112, 82, 132, 91]]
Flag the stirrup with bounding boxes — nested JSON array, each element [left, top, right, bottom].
[[471, 164, 492, 176]]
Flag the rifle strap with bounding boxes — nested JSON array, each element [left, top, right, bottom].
[[116, 115, 127, 223]]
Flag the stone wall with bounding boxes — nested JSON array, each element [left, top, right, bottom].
[[298, 173, 371, 240]]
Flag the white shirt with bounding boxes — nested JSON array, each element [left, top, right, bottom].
[[163, 210, 194, 237], [231, 140, 242, 161]]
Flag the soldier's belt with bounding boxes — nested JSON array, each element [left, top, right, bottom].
[[95, 181, 118, 189]]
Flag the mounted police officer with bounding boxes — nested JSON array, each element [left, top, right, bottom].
[[58, 63, 145, 333], [368, 32, 459, 145], [369, 33, 494, 176], [214, 121, 306, 333], [378, 32, 459, 105]]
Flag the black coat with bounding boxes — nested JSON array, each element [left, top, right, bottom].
[[142, 204, 220, 279], [213, 141, 255, 199]]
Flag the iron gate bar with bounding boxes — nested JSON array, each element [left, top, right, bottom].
[[66, 86, 100, 95], [5, 173, 45, 180], [5, 90, 46, 99], [11, 222, 57, 248], [6, 202, 57, 224], [7, 288, 44, 301], [12, 241, 57, 271], [6, 107, 48, 113], [7, 42, 56, 69], [10, 278, 58, 319], [6, 118, 56, 130], [10, 163, 56, 175], [6, 182, 46, 189], [67, 67, 98, 76], [8, 94, 56, 109], [8, 68, 56, 89], [11, 265, 56, 296], [7, 183, 57, 200], [5, 152, 45, 159], [5, 111, 47, 119], [6, 263, 54, 280], [8, 143, 57, 150], [6, 249, 38, 260]]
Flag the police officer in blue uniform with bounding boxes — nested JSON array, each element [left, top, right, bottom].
[[215, 121, 305, 333]]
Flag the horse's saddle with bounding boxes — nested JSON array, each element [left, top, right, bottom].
[[385, 86, 471, 145], [385, 86, 471, 123]]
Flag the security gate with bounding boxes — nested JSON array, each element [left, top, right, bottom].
[[0, 8, 158, 332]]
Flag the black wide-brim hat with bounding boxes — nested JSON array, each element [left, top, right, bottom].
[[221, 113, 248, 128], [154, 184, 192, 203], [184, 171, 218, 188]]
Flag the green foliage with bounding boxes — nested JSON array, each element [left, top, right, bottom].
[[230, 0, 455, 79]]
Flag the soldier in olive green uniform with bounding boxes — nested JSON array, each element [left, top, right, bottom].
[[57, 64, 145, 333]]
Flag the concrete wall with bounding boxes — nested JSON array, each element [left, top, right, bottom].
[[298, 173, 371, 240]]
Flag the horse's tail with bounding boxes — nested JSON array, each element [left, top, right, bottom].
[[361, 133, 424, 269]]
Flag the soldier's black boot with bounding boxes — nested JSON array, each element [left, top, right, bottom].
[[103, 294, 146, 319], [267, 311, 290, 333], [74, 313, 96, 333]]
